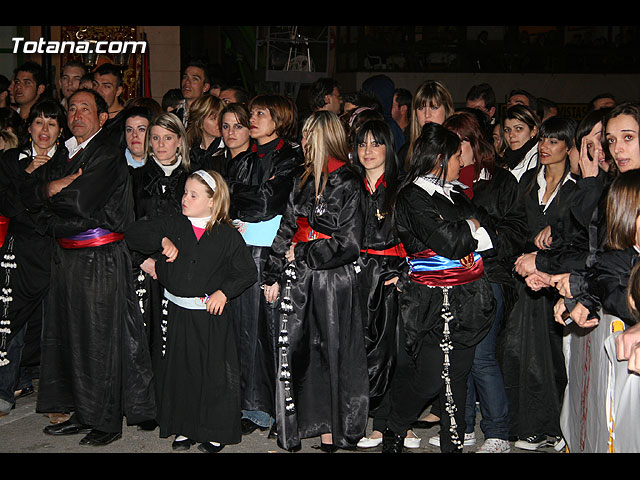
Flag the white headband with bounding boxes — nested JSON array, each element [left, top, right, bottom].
[[194, 170, 217, 193]]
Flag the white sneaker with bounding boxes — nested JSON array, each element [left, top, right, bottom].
[[403, 430, 421, 449], [476, 438, 511, 453], [428, 431, 476, 447], [357, 434, 383, 448], [552, 436, 566, 452]]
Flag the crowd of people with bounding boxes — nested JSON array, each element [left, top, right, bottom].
[[0, 55, 639, 454]]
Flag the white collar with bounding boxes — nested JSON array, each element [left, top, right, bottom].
[[536, 166, 575, 211], [153, 156, 182, 176], [19, 143, 57, 160], [413, 174, 465, 203], [188, 216, 211, 229], [65, 128, 102, 157]]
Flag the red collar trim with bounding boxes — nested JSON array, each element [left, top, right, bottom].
[[327, 156, 345, 173], [251, 138, 285, 157], [364, 173, 386, 194]]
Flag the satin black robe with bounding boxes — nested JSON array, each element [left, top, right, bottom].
[[356, 177, 407, 410], [23, 129, 156, 430], [125, 214, 257, 445], [227, 139, 303, 419], [498, 167, 579, 439], [262, 159, 369, 450], [394, 182, 495, 357], [130, 158, 189, 369]]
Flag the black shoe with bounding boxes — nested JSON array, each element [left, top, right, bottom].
[[136, 419, 158, 431], [43, 420, 92, 436], [277, 438, 302, 452], [316, 442, 339, 453], [411, 420, 439, 429], [268, 424, 278, 439], [382, 428, 405, 454], [14, 385, 35, 400], [172, 437, 196, 451], [197, 442, 225, 453], [241, 417, 268, 435], [79, 430, 122, 446]]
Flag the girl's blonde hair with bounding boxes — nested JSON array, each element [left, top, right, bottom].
[[188, 169, 233, 231], [299, 110, 350, 199]]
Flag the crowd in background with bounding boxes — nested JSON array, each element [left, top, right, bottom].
[[0, 55, 639, 454]]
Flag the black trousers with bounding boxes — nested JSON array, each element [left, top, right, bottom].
[[386, 330, 476, 452]]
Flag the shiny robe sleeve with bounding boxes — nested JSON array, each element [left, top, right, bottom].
[[472, 167, 528, 268], [394, 184, 478, 260], [262, 164, 363, 285], [571, 247, 639, 325], [228, 143, 303, 222]]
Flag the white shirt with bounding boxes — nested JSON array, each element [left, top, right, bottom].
[[65, 128, 102, 158]]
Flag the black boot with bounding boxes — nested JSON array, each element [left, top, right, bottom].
[[382, 428, 405, 453]]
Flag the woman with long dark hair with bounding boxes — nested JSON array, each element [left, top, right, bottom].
[[380, 122, 495, 453], [262, 110, 368, 452], [351, 120, 423, 450]]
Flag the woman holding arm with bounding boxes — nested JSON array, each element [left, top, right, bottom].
[[379, 122, 495, 453]]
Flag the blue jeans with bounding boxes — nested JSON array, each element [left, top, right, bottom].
[[465, 282, 509, 440], [242, 410, 273, 428], [0, 324, 32, 414]]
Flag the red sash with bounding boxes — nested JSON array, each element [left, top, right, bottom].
[[57, 228, 124, 249], [0, 216, 8, 248], [292, 217, 331, 243], [361, 243, 407, 257]]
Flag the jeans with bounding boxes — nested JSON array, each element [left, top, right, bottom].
[[0, 324, 32, 414], [242, 409, 273, 428], [464, 282, 509, 440]]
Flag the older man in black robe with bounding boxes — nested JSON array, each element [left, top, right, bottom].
[[23, 88, 155, 446]]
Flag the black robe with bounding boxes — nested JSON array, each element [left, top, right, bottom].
[[356, 176, 407, 410], [262, 158, 369, 450], [227, 138, 303, 419], [125, 214, 257, 445], [23, 129, 156, 430], [394, 181, 495, 356], [498, 167, 578, 439], [129, 159, 189, 369], [0, 147, 60, 366]]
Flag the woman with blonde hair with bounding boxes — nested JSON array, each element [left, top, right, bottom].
[[187, 95, 225, 171], [262, 110, 368, 452], [130, 112, 191, 373], [125, 169, 257, 453], [400, 80, 454, 169]]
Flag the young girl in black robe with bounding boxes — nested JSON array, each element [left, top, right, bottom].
[[262, 110, 368, 452], [125, 169, 257, 453], [381, 122, 495, 453]]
